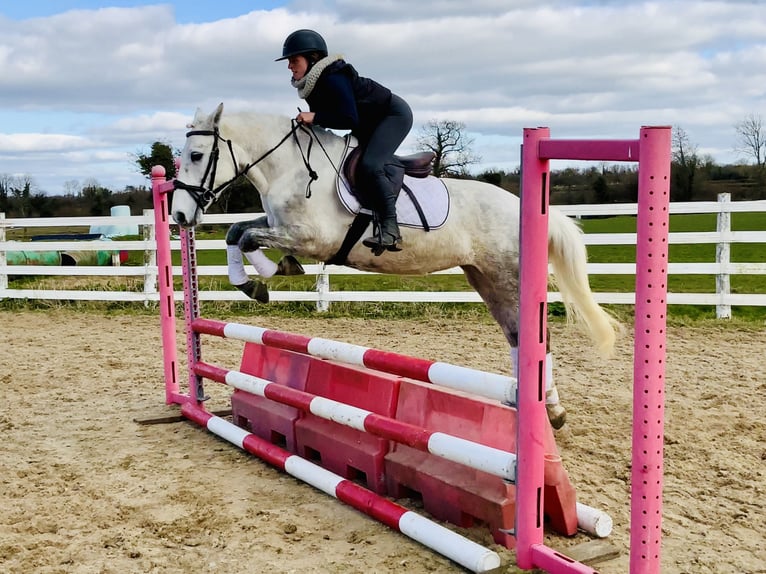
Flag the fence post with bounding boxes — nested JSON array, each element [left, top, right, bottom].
[[716, 193, 731, 319], [316, 262, 330, 312], [144, 208, 158, 307], [0, 213, 7, 293]]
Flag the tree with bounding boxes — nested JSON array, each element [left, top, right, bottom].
[[0, 173, 12, 213], [63, 179, 81, 197], [671, 126, 702, 201], [735, 113, 766, 177], [416, 120, 480, 177], [29, 192, 54, 217], [81, 178, 113, 216], [592, 174, 610, 203], [10, 175, 36, 217], [477, 170, 502, 187], [134, 141, 177, 180], [212, 175, 263, 214]]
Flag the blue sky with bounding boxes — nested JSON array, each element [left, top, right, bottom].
[[1, 1, 765, 196], [0, 1, 285, 23]]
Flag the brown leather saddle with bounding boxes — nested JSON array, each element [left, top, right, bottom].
[[343, 146, 435, 190], [327, 146, 437, 266]]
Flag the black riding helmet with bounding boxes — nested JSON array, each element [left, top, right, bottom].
[[276, 29, 328, 61]]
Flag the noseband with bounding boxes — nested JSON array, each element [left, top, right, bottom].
[[173, 121, 319, 212]]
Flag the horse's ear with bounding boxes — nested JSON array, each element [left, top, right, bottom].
[[191, 107, 206, 126], [212, 103, 224, 127]]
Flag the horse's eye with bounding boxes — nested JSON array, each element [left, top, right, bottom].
[[190, 151, 204, 162]]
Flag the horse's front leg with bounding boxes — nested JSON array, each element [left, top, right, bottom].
[[225, 217, 305, 303]]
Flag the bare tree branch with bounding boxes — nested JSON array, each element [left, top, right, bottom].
[[416, 119, 480, 177], [735, 113, 766, 170], [671, 126, 702, 201]]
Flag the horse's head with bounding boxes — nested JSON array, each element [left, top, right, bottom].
[[172, 103, 242, 227]]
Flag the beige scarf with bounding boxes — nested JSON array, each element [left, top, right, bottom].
[[291, 54, 344, 99]]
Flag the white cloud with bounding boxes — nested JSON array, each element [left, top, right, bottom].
[[0, 133, 91, 153], [0, 1, 764, 193]]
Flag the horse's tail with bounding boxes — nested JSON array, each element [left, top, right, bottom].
[[547, 209, 621, 357]]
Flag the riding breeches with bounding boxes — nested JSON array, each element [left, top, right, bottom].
[[357, 94, 413, 202]]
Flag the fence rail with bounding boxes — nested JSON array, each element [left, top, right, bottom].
[[1, 194, 765, 318]]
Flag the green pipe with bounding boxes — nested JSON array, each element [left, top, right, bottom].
[[6, 251, 62, 266], [6, 250, 117, 266]]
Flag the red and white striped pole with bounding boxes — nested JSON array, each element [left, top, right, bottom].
[[181, 402, 502, 573], [192, 317, 516, 404], [195, 361, 516, 481]]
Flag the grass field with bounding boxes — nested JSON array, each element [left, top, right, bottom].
[[4, 211, 765, 322]]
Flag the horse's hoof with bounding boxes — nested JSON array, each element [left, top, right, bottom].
[[276, 255, 305, 276], [546, 403, 567, 430], [235, 280, 269, 303]]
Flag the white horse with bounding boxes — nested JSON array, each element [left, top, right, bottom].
[[171, 103, 619, 428]]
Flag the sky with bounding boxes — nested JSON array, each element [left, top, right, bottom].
[[1, 1, 764, 196]]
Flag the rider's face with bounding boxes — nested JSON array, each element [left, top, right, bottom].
[[288, 55, 309, 81]]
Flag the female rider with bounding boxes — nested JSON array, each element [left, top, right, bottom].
[[277, 29, 413, 253]]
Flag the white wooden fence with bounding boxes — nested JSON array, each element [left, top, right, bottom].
[[1, 194, 764, 318]]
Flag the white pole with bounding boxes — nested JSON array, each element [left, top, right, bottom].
[[316, 262, 330, 312], [716, 193, 731, 319], [0, 213, 7, 293], [143, 208, 158, 308]]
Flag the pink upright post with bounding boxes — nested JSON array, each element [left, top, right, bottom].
[[516, 127, 551, 568], [517, 126, 670, 574], [151, 166, 182, 405], [631, 127, 671, 574]]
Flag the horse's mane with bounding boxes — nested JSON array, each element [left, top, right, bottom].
[[219, 111, 347, 150]]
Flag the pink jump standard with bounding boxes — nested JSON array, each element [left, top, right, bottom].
[[516, 127, 671, 574], [150, 168, 503, 573], [151, 125, 670, 574]]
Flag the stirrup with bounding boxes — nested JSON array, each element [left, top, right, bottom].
[[362, 232, 402, 254]]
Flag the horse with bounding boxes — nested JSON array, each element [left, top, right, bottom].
[[171, 103, 620, 428]]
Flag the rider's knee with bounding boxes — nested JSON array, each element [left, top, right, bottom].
[[358, 156, 385, 181]]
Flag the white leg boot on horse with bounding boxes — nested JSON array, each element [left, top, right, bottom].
[[226, 225, 305, 304]]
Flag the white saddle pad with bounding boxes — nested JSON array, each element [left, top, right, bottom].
[[336, 142, 450, 230]]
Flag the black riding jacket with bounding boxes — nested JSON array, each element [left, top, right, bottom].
[[306, 60, 392, 143]]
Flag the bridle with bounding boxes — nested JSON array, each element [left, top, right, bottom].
[[173, 120, 320, 212]]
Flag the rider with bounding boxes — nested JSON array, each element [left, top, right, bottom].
[[277, 29, 413, 254]]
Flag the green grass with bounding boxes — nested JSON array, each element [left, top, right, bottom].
[[581, 211, 766, 321]]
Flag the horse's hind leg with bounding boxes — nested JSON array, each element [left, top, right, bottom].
[[225, 218, 305, 303], [461, 265, 567, 429]]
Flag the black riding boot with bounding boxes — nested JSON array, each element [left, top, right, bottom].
[[362, 189, 402, 254]]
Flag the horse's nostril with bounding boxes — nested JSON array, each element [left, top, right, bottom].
[[173, 212, 186, 225]]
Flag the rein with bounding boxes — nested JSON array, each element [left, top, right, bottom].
[[174, 120, 320, 212]]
